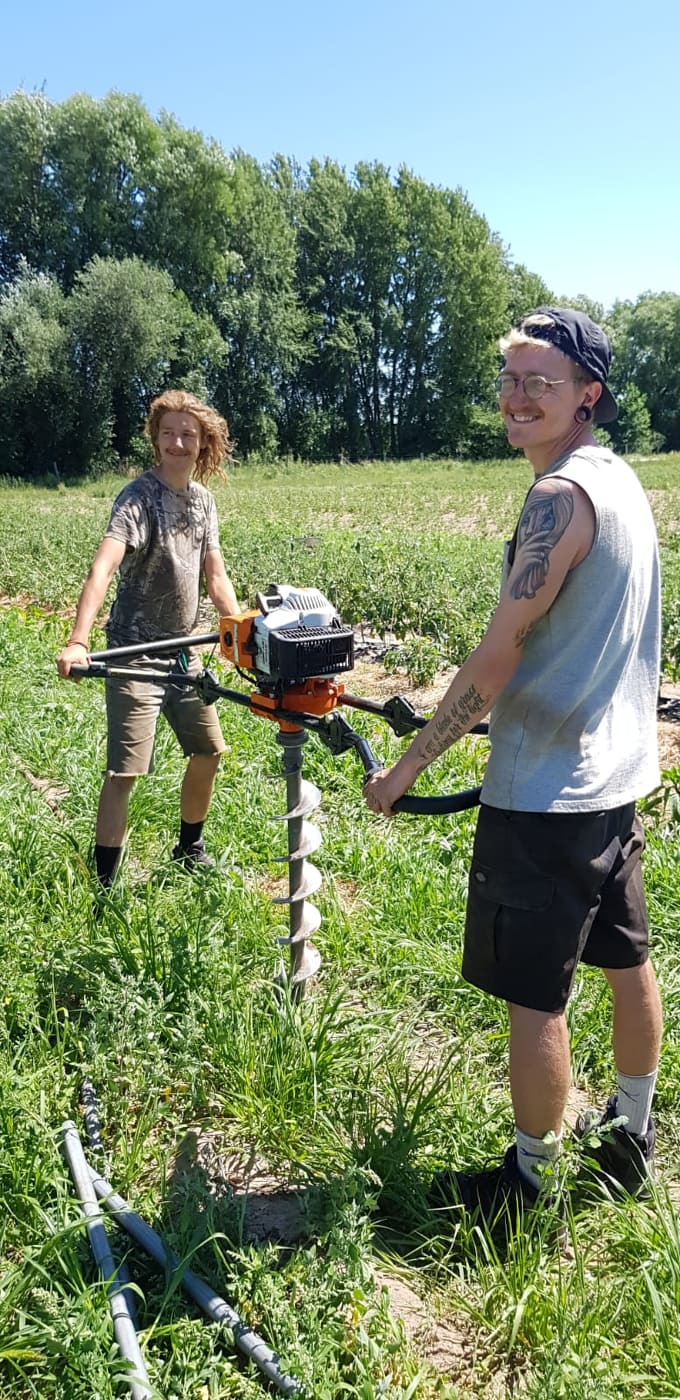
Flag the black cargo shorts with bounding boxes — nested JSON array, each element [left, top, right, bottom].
[[461, 802, 649, 1013]]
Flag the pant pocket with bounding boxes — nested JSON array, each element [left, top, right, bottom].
[[466, 858, 555, 966]]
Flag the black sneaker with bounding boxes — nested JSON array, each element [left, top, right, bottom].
[[171, 838, 216, 870], [428, 1146, 564, 1244], [575, 1094, 655, 1197]]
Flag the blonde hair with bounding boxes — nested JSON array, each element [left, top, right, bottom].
[[145, 390, 234, 484], [499, 316, 590, 382]]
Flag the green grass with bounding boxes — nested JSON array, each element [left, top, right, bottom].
[[0, 458, 679, 1397], [4, 452, 680, 673]]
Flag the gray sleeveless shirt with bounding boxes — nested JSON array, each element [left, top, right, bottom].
[[481, 446, 661, 812]]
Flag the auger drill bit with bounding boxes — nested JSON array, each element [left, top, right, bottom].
[[273, 728, 322, 998]]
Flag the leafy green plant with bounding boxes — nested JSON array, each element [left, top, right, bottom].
[[384, 638, 442, 687], [639, 766, 680, 823]]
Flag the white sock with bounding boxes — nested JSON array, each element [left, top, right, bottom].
[[615, 1069, 657, 1137], [515, 1127, 562, 1193]]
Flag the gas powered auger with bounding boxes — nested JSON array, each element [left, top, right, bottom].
[[73, 585, 485, 997]]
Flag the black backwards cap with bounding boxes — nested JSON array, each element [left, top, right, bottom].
[[518, 306, 618, 424]]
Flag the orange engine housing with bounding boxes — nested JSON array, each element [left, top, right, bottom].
[[251, 679, 345, 724], [219, 608, 347, 730], [219, 611, 258, 670]]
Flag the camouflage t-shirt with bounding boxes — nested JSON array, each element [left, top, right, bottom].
[[104, 471, 220, 646]]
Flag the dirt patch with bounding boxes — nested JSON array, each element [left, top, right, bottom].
[[657, 683, 680, 769], [0, 591, 77, 620], [439, 509, 505, 539], [14, 758, 70, 818], [329, 876, 363, 912], [173, 1130, 310, 1244], [564, 1085, 593, 1131], [657, 723, 680, 770], [257, 871, 291, 899], [348, 653, 458, 711], [373, 1267, 510, 1392], [374, 1267, 471, 1372], [262, 871, 364, 914]]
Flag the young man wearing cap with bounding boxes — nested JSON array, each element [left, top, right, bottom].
[[365, 307, 662, 1230]]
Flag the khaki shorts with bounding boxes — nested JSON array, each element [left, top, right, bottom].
[[105, 656, 227, 777]]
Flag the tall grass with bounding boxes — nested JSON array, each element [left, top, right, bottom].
[[0, 458, 679, 1396]]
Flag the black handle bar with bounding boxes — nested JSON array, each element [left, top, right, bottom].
[[86, 633, 220, 664], [359, 744, 481, 815], [69, 664, 255, 714], [68, 659, 484, 817], [342, 690, 488, 739]]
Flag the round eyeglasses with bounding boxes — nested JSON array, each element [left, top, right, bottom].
[[495, 372, 569, 400]]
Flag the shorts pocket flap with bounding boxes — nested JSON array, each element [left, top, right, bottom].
[[470, 861, 554, 911]]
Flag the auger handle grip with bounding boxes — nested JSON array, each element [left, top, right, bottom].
[[68, 663, 174, 682], [359, 740, 482, 816], [394, 787, 482, 814]]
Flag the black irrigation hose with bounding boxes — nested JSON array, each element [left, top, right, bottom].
[[80, 1078, 105, 1156], [79, 1080, 137, 1325]]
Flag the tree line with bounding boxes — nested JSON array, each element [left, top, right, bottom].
[[1, 90, 678, 477]]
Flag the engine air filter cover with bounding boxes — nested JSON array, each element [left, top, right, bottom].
[[267, 623, 354, 681]]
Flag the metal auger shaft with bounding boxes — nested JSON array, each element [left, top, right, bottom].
[[273, 728, 322, 998]]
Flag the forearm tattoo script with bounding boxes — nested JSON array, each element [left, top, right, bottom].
[[510, 486, 574, 601], [417, 682, 488, 767]]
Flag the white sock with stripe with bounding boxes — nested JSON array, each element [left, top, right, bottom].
[[615, 1069, 657, 1137], [515, 1127, 562, 1194]]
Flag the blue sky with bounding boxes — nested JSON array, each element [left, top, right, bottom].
[[3, 0, 679, 308]]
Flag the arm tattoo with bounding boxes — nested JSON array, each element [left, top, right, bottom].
[[418, 682, 487, 766], [510, 486, 573, 600]]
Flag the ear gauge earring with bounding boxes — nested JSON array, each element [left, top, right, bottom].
[[575, 404, 593, 423]]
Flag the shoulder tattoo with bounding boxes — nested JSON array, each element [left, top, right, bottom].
[[510, 486, 574, 601]]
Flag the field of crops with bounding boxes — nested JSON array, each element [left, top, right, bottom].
[[1, 455, 680, 1399]]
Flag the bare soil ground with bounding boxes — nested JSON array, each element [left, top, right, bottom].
[[171, 1129, 502, 1386], [173, 1094, 678, 1388], [656, 685, 680, 768], [351, 648, 680, 770]]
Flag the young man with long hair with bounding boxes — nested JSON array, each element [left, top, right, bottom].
[[57, 390, 239, 884]]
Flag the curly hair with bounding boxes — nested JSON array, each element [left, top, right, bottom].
[[145, 390, 234, 484]]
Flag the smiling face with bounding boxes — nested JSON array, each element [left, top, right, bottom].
[[156, 411, 202, 476], [499, 343, 601, 472]]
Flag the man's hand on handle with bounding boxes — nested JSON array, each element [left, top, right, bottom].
[[364, 758, 417, 817], [57, 641, 89, 679]]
